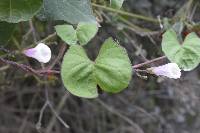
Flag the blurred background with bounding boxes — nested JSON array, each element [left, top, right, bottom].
[[0, 0, 200, 133]]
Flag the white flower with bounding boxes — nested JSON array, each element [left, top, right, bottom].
[[23, 43, 51, 63], [147, 63, 181, 79]]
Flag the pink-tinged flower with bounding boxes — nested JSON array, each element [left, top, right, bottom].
[[147, 63, 181, 79], [23, 43, 51, 63]]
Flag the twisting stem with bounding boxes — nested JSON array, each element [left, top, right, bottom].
[[0, 56, 167, 76], [132, 56, 167, 69], [0, 57, 59, 76], [35, 69, 59, 75], [0, 57, 41, 76]]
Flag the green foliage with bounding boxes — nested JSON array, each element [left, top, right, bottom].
[[55, 23, 98, 46], [61, 45, 98, 98], [61, 38, 132, 98], [41, 0, 96, 24], [162, 29, 200, 71], [0, 0, 42, 23], [0, 22, 15, 44], [76, 22, 98, 45], [94, 38, 132, 93], [55, 25, 77, 45], [110, 0, 124, 9]]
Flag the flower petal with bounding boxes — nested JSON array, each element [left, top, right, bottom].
[[148, 63, 181, 79], [23, 43, 51, 63]]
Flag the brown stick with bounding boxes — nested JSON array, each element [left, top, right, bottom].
[[0, 57, 59, 76], [132, 56, 167, 69]]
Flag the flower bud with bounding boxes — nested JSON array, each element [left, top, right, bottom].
[[147, 63, 181, 79], [23, 43, 51, 63]]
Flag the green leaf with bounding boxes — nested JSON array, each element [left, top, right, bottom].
[[55, 22, 98, 46], [41, 0, 96, 24], [162, 29, 200, 71], [76, 22, 98, 45], [0, 22, 15, 44], [94, 38, 132, 93], [110, 0, 124, 9], [61, 45, 98, 98], [0, 0, 42, 23], [55, 25, 77, 45], [61, 38, 132, 98]]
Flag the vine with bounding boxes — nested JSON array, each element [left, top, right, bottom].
[[0, 0, 200, 99]]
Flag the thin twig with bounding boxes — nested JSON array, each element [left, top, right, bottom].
[[46, 93, 69, 133], [36, 91, 69, 131], [27, 32, 57, 48], [48, 101, 70, 129], [36, 67, 69, 131], [36, 101, 49, 130], [133, 56, 167, 69], [0, 57, 41, 76], [189, 2, 198, 21], [92, 3, 159, 23], [0, 57, 60, 76]]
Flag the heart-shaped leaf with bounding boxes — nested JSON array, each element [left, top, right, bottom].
[[162, 29, 200, 71], [55, 25, 77, 45], [0, 0, 42, 23], [55, 23, 98, 46], [61, 38, 132, 98]]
